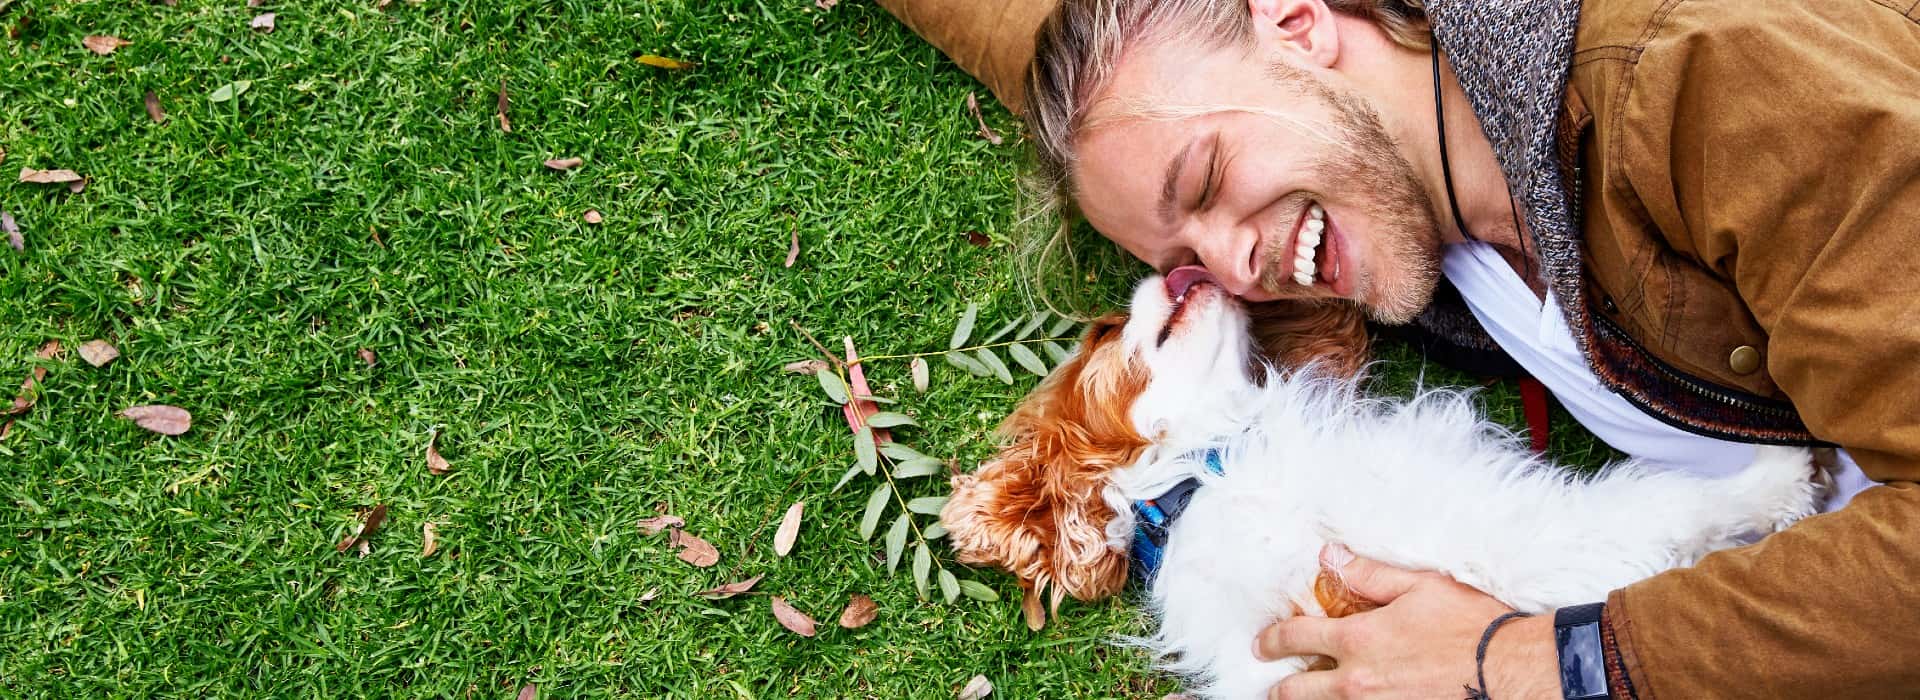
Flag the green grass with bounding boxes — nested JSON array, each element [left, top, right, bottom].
[[0, 1, 1610, 697]]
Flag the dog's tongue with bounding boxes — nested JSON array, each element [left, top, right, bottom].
[[1164, 265, 1217, 299]]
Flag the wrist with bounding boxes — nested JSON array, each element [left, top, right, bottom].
[[1485, 615, 1559, 698]]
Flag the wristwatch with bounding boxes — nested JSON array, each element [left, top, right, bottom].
[[1554, 603, 1613, 700]]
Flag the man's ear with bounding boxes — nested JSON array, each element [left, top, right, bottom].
[[1247, 0, 1340, 69]]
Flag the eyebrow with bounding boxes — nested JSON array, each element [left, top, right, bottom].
[[1157, 137, 1197, 226]]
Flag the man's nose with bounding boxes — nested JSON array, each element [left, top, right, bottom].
[[1192, 231, 1268, 300]]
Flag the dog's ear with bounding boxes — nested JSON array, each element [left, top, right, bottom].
[[941, 317, 1145, 612], [1245, 299, 1370, 377]]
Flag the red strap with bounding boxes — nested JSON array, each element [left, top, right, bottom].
[[1519, 376, 1551, 454]]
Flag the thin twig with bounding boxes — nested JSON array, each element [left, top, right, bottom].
[[789, 320, 847, 367], [853, 336, 1079, 366]]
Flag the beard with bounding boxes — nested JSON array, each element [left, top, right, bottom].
[[1256, 62, 1442, 325]]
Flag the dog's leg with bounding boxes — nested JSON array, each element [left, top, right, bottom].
[[1439, 446, 1821, 612]]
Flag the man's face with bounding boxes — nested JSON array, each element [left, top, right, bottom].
[[1072, 40, 1442, 323]]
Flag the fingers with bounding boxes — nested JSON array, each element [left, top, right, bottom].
[[1270, 670, 1338, 700], [1322, 543, 1430, 604], [1254, 615, 1349, 661]]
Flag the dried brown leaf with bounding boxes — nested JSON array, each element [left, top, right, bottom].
[[543, 157, 583, 171], [910, 357, 929, 393], [357, 348, 376, 366], [670, 529, 719, 567], [119, 404, 191, 435], [637, 514, 684, 535], [639, 587, 660, 603], [516, 683, 537, 700], [420, 521, 439, 557], [963, 230, 991, 248], [773, 501, 804, 557], [19, 168, 82, 184], [958, 674, 994, 700], [636, 54, 696, 70], [143, 91, 166, 123], [250, 12, 275, 32], [83, 35, 130, 55], [965, 92, 1003, 146], [78, 340, 119, 367], [1022, 585, 1047, 631], [335, 504, 388, 553], [6, 341, 59, 416], [783, 228, 800, 268], [425, 430, 451, 475], [771, 596, 817, 637], [496, 80, 511, 133], [3, 211, 19, 252], [815, 0, 838, 9], [693, 573, 763, 599], [68, 178, 86, 194], [837, 593, 877, 629], [581, 209, 602, 224]]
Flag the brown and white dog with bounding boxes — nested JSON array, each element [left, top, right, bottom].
[[941, 272, 1821, 699]]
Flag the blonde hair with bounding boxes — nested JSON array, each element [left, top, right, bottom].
[[1017, 0, 1431, 315]]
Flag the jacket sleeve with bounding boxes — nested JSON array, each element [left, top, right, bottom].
[[1601, 3, 1920, 697]]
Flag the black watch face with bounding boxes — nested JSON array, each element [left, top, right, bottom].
[[1556, 621, 1610, 700]]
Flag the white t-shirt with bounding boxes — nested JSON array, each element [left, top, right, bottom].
[[1441, 241, 1875, 511]]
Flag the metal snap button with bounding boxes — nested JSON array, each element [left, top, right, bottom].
[[1729, 345, 1762, 375]]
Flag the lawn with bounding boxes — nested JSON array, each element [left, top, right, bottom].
[[0, 1, 1608, 697]]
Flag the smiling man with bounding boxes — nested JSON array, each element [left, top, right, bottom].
[[880, 0, 1920, 697]]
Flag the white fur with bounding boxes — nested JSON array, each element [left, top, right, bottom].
[[1103, 278, 1822, 699]]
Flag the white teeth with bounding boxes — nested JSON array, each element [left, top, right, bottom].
[[1293, 201, 1326, 286]]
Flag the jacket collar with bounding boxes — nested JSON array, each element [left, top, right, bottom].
[[1421, 0, 1590, 353]]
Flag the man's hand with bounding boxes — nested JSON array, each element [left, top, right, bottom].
[[1254, 544, 1561, 699]]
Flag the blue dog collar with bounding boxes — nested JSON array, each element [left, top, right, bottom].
[[1130, 448, 1224, 582]]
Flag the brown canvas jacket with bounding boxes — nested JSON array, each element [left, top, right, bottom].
[[1568, 0, 1920, 696]]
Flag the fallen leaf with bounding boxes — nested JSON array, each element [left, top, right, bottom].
[[517, 683, 537, 700], [250, 12, 275, 32], [839, 337, 889, 443], [78, 340, 119, 367], [693, 573, 763, 599], [965, 92, 1003, 146], [496, 80, 511, 132], [420, 521, 439, 557], [782, 359, 828, 375], [3, 211, 19, 251], [639, 588, 660, 603], [958, 674, 993, 700], [637, 514, 684, 535], [143, 91, 166, 123], [771, 596, 816, 637], [670, 529, 720, 567], [783, 229, 800, 268], [83, 35, 130, 55], [207, 80, 251, 102], [246, 0, 263, 6], [335, 504, 388, 553], [67, 178, 86, 194], [357, 348, 376, 366], [1022, 585, 1047, 631], [424, 429, 452, 475], [773, 501, 804, 557], [963, 230, 991, 248], [6, 341, 59, 416], [119, 404, 191, 435], [910, 357, 930, 393], [837, 593, 877, 629], [18, 168, 82, 184], [636, 54, 696, 70], [582, 209, 602, 224], [815, 0, 839, 8], [543, 157, 583, 171]]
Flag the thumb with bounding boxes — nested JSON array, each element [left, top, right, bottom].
[[1322, 543, 1428, 604]]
